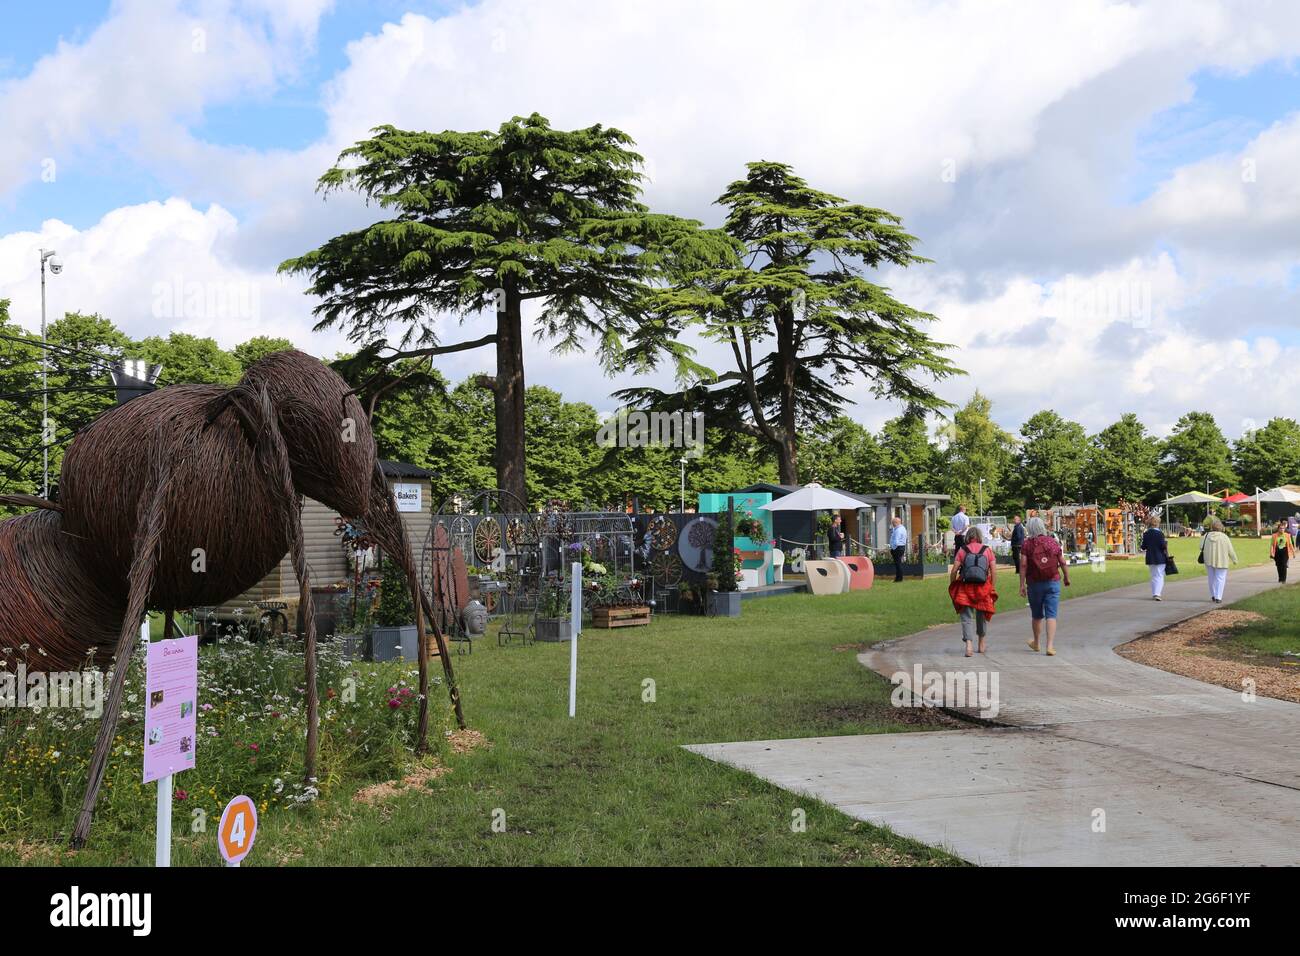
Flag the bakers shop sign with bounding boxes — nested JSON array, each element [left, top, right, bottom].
[[393, 482, 422, 513]]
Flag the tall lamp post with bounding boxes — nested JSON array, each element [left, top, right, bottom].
[[679, 457, 687, 514], [978, 477, 985, 518], [38, 248, 63, 498]]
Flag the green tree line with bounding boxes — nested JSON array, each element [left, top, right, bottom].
[[0, 304, 774, 515], [800, 392, 1300, 513]]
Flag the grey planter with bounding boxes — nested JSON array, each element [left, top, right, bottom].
[[535, 618, 573, 642], [708, 590, 742, 617], [371, 624, 419, 662]]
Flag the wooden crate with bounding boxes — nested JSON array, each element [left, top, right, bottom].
[[592, 605, 651, 629]]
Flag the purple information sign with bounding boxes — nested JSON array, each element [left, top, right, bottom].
[[143, 635, 198, 784]]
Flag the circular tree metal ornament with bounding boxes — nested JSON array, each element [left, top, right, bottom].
[[679, 516, 718, 572]]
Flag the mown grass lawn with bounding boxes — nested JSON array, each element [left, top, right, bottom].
[[6, 536, 1269, 867], [1218, 582, 1300, 660]]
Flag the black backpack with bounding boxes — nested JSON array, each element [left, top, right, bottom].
[[958, 545, 991, 584]]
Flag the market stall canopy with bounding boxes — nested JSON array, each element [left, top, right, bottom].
[[759, 482, 867, 512], [1253, 487, 1300, 504], [1160, 491, 1221, 506], [1222, 492, 1251, 504]]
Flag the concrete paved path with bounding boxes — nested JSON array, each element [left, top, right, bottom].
[[687, 564, 1300, 865]]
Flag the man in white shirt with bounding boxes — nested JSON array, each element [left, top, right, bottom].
[[950, 505, 970, 556], [889, 516, 908, 582]]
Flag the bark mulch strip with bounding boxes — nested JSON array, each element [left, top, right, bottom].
[[1117, 609, 1300, 703]]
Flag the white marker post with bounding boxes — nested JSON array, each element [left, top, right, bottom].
[[156, 773, 173, 867], [569, 562, 581, 718], [142, 617, 172, 867]]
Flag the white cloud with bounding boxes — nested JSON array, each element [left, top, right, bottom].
[[1143, 110, 1300, 251], [0, 200, 337, 352], [0, 0, 331, 195]]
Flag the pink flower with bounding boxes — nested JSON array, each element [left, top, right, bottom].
[[249, 743, 260, 753], [388, 698, 402, 709], [174, 789, 188, 800]]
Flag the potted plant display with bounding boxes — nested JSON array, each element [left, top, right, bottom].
[[370, 559, 419, 662], [534, 585, 573, 642], [590, 570, 651, 628], [708, 512, 742, 617]]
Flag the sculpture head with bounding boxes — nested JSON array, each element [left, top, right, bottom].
[[240, 350, 376, 518]]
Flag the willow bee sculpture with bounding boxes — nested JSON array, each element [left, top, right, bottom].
[[0, 350, 463, 847]]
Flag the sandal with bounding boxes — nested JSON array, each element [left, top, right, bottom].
[[1027, 639, 1040, 652]]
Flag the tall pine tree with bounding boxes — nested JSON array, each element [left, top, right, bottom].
[[281, 114, 732, 503], [618, 161, 956, 484]]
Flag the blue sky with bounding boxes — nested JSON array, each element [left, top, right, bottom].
[[1127, 59, 1300, 203], [1, 0, 1298, 438], [0, 1, 470, 231]]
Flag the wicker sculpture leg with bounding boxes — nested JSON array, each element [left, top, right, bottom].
[[247, 386, 322, 782], [71, 451, 174, 848], [419, 589, 465, 730]]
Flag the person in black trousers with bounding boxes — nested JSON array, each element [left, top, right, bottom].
[[1009, 514, 1025, 578], [828, 514, 845, 558], [1271, 522, 1295, 582], [888, 516, 908, 582]]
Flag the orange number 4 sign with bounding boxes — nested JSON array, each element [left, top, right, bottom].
[[218, 794, 258, 866]]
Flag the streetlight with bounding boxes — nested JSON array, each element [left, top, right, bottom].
[[679, 457, 687, 514], [978, 477, 985, 517], [38, 248, 63, 498]]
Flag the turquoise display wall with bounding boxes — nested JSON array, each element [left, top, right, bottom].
[[697, 491, 775, 585]]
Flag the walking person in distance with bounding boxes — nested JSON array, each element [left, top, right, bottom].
[[889, 515, 908, 583], [949, 526, 997, 658], [1141, 514, 1169, 600], [1270, 520, 1295, 583], [950, 504, 970, 557], [1009, 514, 1025, 579], [1020, 516, 1070, 656], [1200, 518, 1237, 603]]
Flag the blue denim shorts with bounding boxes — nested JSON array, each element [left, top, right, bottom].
[[1027, 579, 1061, 620]]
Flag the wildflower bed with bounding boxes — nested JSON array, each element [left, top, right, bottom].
[[0, 631, 452, 840]]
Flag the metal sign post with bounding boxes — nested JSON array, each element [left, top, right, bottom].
[[569, 562, 581, 718]]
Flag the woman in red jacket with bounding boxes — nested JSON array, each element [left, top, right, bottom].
[[949, 526, 998, 657]]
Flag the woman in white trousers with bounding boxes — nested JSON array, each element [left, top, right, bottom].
[[1200, 518, 1238, 604], [1140, 515, 1168, 600]]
